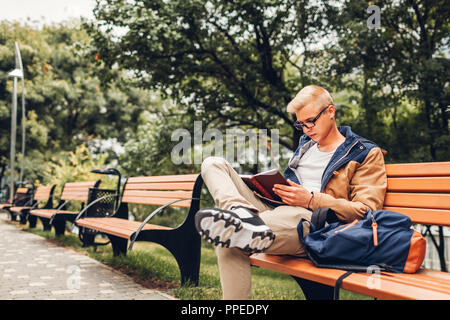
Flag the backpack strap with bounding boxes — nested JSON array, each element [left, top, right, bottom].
[[334, 271, 355, 300], [311, 208, 340, 230]]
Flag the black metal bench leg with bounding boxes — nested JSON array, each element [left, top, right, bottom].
[[292, 276, 335, 300], [28, 215, 37, 228], [40, 217, 52, 231], [137, 229, 201, 286], [53, 219, 66, 236], [9, 211, 17, 221], [173, 240, 201, 286], [80, 229, 97, 248], [19, 213, 28, 225], [109, 235, 128, 256]]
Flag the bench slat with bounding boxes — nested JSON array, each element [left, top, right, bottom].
[[343, 270, 450, 300], [63, 181, 100, 187], [383, 270, 450, 292], [122, 190, 193, 199], [387, 177, 450, 192], [384, 193, 450, 210], [76, 217, 171, 239], [78, 219, 135, 238], [386, 162, 450, 177], [61, 190, 92, 195], [126, 174, 198, 183], [30, 209, 77, 219], [9, 206, 32, 213], [61, 194, 91, 201], [121, 196, 192, 208], [124, 182, 196, 191], [383, 206, 450, 226], [61, 188, 93, 193]]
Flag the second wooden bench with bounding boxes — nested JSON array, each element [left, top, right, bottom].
[[30, 180, 101, 235], [74, 173, 204, 286]]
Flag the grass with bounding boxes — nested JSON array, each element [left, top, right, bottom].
[[12, 219, 371, 300]]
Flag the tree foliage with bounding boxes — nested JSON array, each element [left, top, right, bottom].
[[0, 20, 157, 182], [88, 0, 449, 163], [324, 0, 449, 161], [87, 0, 335, 151]]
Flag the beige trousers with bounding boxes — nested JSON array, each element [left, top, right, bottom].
[[201, 157, 312, 300]]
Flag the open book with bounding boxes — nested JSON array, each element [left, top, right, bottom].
[[241, 169, 289, 207]]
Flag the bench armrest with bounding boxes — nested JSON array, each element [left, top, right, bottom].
[[22, 198, 35, 207], [128, 197, 203, 251], [29, 200, 40, 210], [48, 199, 74, 224], [70, 193, 120, 229]]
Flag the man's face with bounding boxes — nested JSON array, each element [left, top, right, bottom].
[[294, 102, 335, 143]]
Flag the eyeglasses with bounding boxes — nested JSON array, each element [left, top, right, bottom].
[[293, 104, 332, 131]]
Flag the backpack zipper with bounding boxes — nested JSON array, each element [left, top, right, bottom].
[[371, 213, 378, 246], [334, 219, 358, 234]]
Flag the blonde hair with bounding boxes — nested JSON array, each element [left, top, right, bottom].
[[286, 85, 333, 113]]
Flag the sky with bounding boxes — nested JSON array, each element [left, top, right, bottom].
[[0, 0, 97, 25]]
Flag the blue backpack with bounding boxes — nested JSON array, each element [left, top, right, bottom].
[[297, 209, 426, 274]]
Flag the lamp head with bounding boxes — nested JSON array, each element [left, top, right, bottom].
[[8, 69, 23, 78], [91, 168, 121, 176]]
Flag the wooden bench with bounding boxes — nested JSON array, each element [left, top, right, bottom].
[[249, 161, 450, 300], [30, 180, 101, 235], [9, 185, 56, 226], [0, 187, 34, 219], [75, 174, 204, 286]]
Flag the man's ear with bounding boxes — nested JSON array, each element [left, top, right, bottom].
[[328, 104, 336, 119]]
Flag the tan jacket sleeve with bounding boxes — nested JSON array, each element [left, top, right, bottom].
[[309, 147, 387, 223]]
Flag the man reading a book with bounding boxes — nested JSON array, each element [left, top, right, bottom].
[[195, 85, 387, 299]]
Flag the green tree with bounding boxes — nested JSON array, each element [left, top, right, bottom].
[[86, 0, 333, 151], [324, 0, 449, 161], [0, 20, 157, 181]]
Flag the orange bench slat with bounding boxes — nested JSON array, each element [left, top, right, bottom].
[[384, 193, 450, 210], [76, 217, 171, 239], [383, 206, 450, 226], [9, 206, 32, 213], [386, 162, 450, 177], [122, 190, 193, 199], [123, 182, 196, 191], [126, 174, 198, 183], [30, 209, 77, 219], [387, 177, 450, 192], [121, 196, 192, 207]]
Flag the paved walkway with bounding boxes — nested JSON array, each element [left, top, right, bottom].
[[0, 213, 175, 300]]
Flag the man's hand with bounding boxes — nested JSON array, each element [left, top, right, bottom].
[[273, 179, 312, 208]]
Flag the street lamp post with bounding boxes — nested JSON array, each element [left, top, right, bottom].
[[16, 42, 26, 183], [7, 42, 24, 203]]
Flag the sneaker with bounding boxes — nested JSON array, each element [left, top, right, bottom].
[[194, 206, 275, 253]]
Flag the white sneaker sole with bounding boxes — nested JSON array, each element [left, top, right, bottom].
[[195, 208, 275, 253]]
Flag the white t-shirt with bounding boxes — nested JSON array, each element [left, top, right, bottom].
[[294, 143, 336, 193]]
